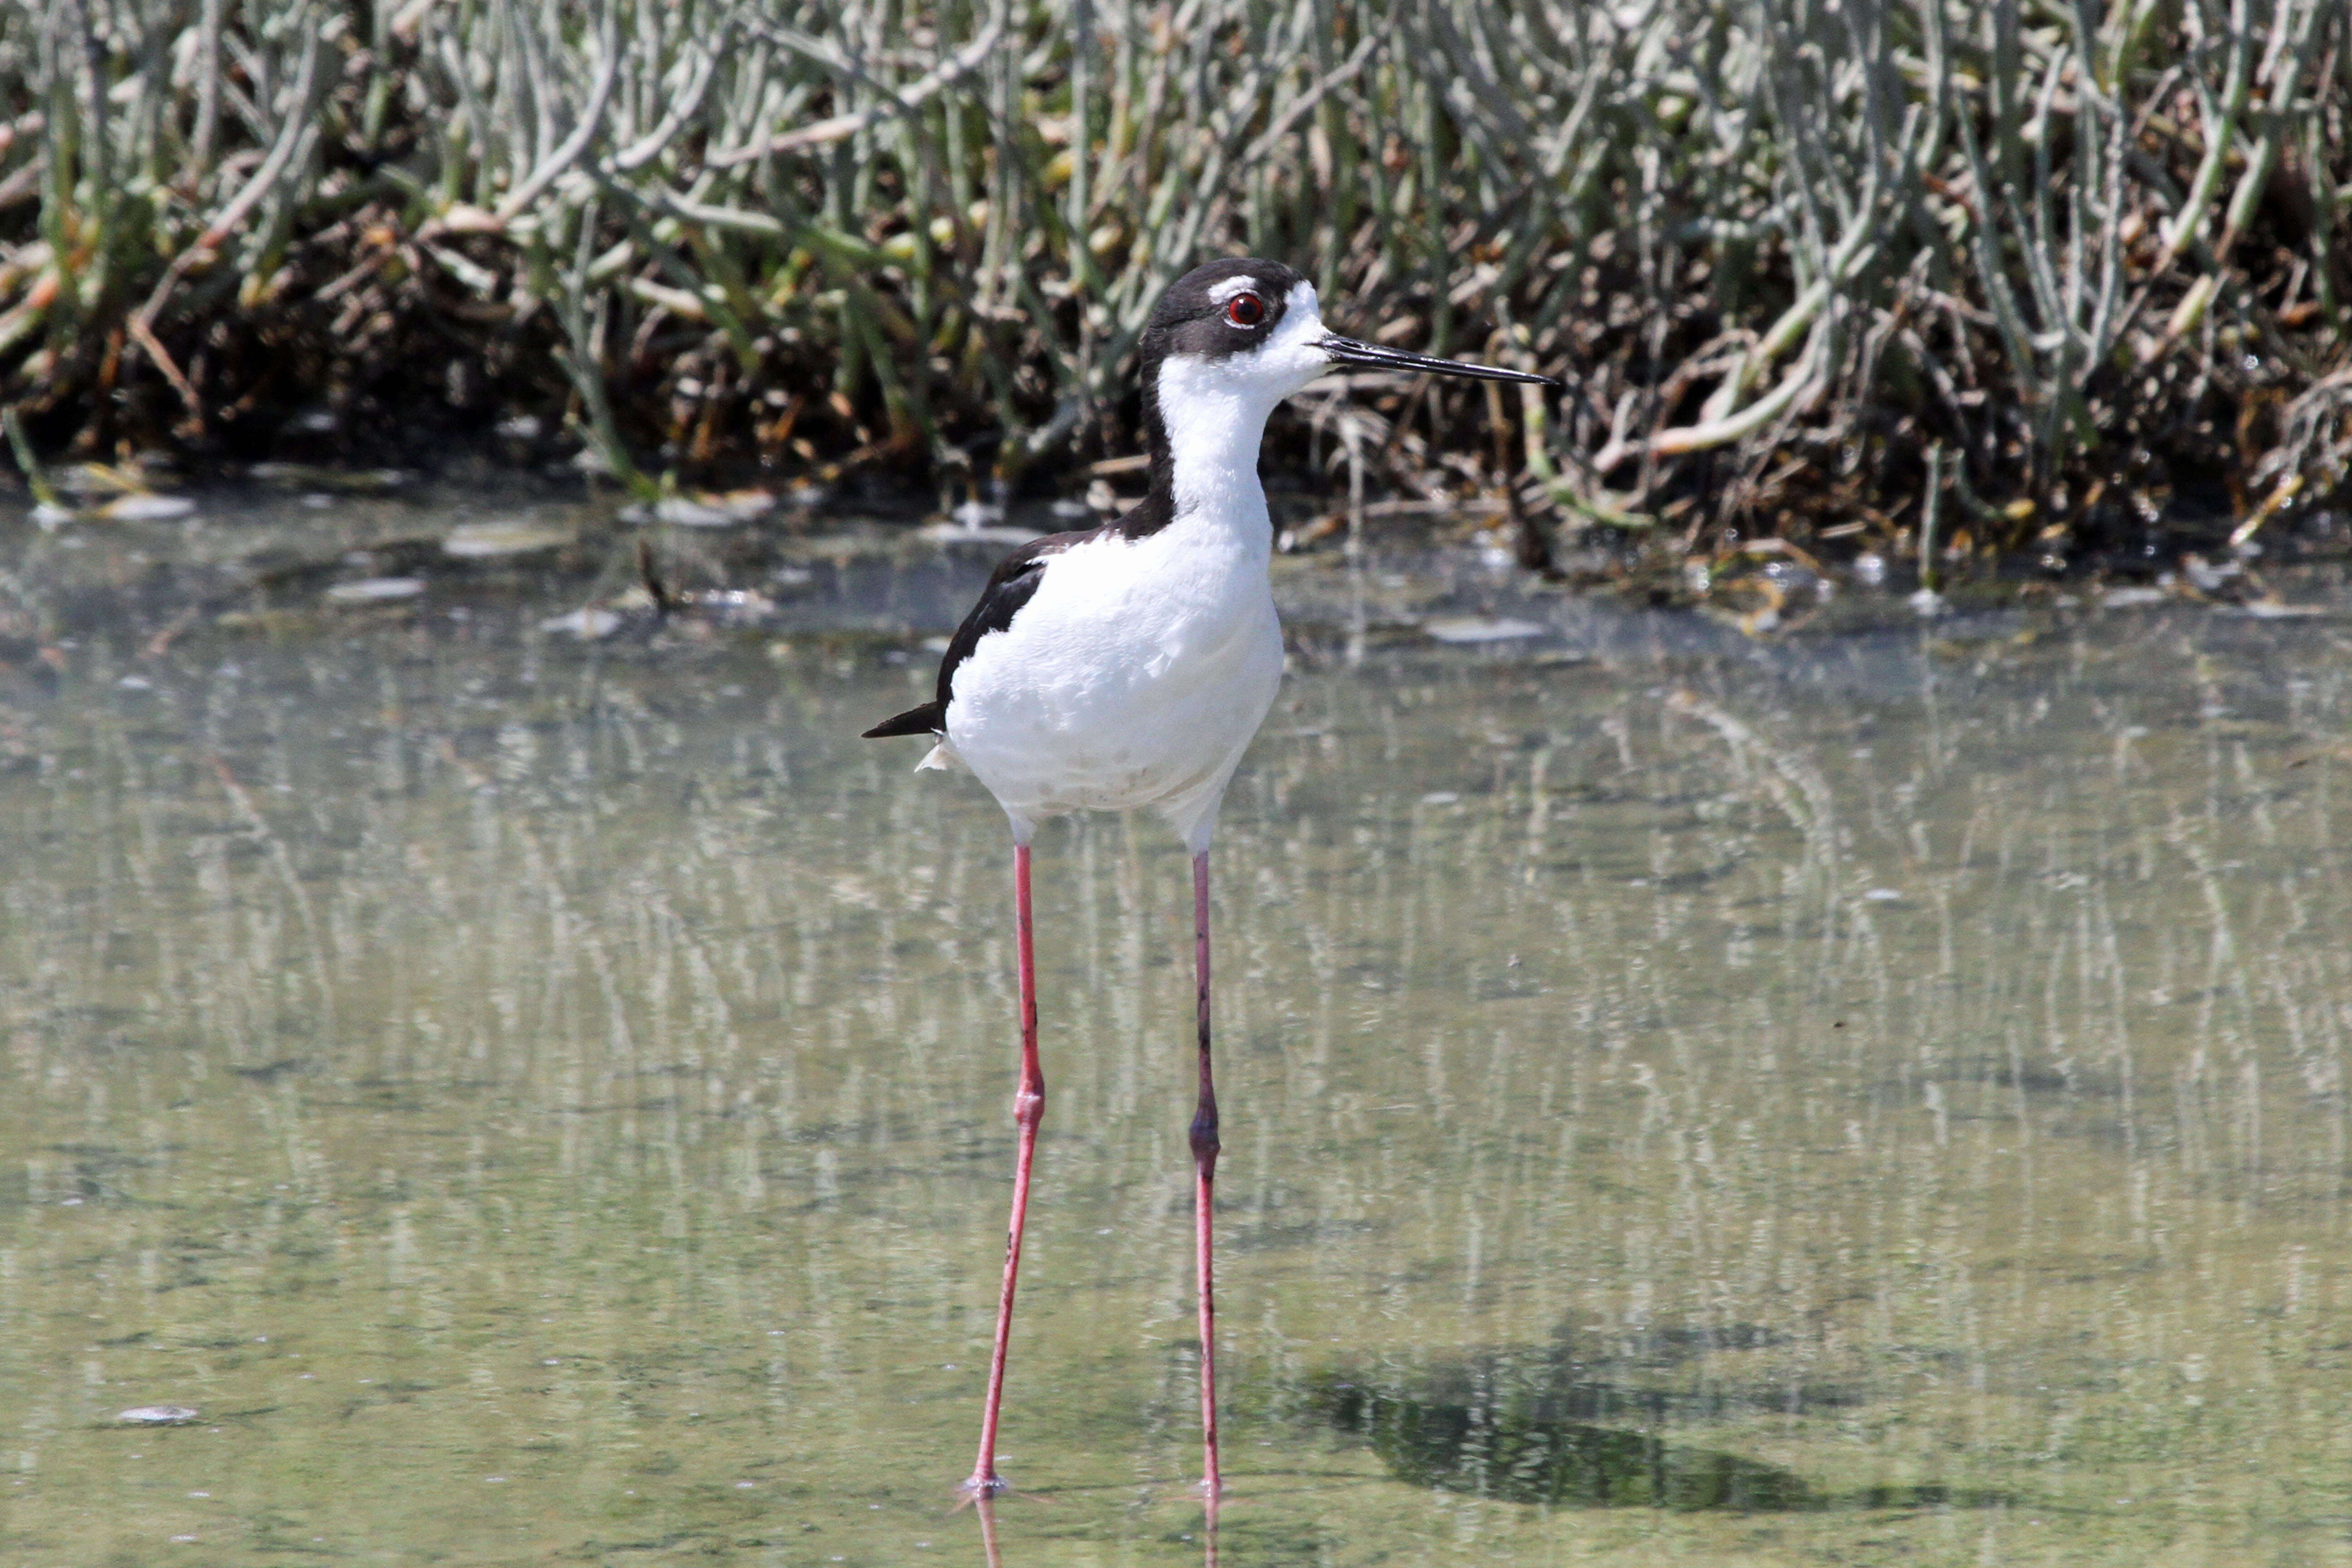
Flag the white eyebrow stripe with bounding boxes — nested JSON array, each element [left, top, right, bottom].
[[1206, 276, 1262, 305]]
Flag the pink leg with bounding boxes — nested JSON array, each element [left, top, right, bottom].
[[966, 840, 1043, 1499], [1189, 849, 1223, 1500]]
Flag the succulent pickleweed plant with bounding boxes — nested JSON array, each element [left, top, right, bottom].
[[0, 0, 2342, 558]]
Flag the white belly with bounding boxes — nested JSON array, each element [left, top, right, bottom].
[[942, 522, 1283, 847]]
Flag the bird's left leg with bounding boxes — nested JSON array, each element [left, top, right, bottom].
[[965, 838, 1043, 1499], [1188, 848, 1223, 1500]]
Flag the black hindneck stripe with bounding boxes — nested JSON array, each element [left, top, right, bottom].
[[1120, 357, 1177, 541]]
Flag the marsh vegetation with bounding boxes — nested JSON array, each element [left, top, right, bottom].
[[3, 0, 2348, 572]]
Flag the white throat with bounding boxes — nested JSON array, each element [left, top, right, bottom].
[[1154, 279, 1330, 536], [1155, 359, 1283, 533]]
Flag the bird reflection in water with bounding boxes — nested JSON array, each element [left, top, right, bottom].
[[971, 1496, 1220, 1568]]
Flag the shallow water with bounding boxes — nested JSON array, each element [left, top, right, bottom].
[[5, 502, 2352, 1566]]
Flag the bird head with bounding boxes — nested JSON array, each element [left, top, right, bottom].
[[1142, 259, 1559, 405]]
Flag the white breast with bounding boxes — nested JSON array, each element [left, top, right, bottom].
[[942, 513, 1283, 850]]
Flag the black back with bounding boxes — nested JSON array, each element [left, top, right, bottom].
[[860, 259, 1305, 740]]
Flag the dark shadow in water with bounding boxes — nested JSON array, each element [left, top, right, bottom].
[[1320, 1335, 1868, 1427], [1302, 1369, 2013, 1513], [1309, 1376, 1813, 1509]]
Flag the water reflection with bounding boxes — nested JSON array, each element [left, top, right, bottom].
[[976, 1495, 1225, 1568], [3, 535, 2351, 1565]]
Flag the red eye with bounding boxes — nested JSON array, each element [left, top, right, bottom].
[[1225, 292, 1265, 327]]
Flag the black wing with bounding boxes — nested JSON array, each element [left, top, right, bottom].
[[860, 528, 1105, 739]]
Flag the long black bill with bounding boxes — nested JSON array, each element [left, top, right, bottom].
[[1317, 336, 1558, 387]]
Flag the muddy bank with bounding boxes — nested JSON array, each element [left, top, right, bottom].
[[4, 476, 2347, 693]]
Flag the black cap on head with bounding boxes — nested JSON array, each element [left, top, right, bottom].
[[1142, 259, 1309, 366]]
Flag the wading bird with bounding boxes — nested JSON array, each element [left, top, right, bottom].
[[863, 258, 1554, 1500]]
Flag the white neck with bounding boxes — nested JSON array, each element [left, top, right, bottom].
[[1154, 357, 1282, 547]]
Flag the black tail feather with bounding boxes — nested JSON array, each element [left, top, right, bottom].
[[862, 701, 946, 739]]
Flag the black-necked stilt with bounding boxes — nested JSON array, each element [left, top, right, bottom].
[[864, 258, 1555, 1501]]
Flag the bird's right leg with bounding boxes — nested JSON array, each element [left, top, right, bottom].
[[1188, 848, 1223, 1502], [966, 838, 1043, 1499]]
